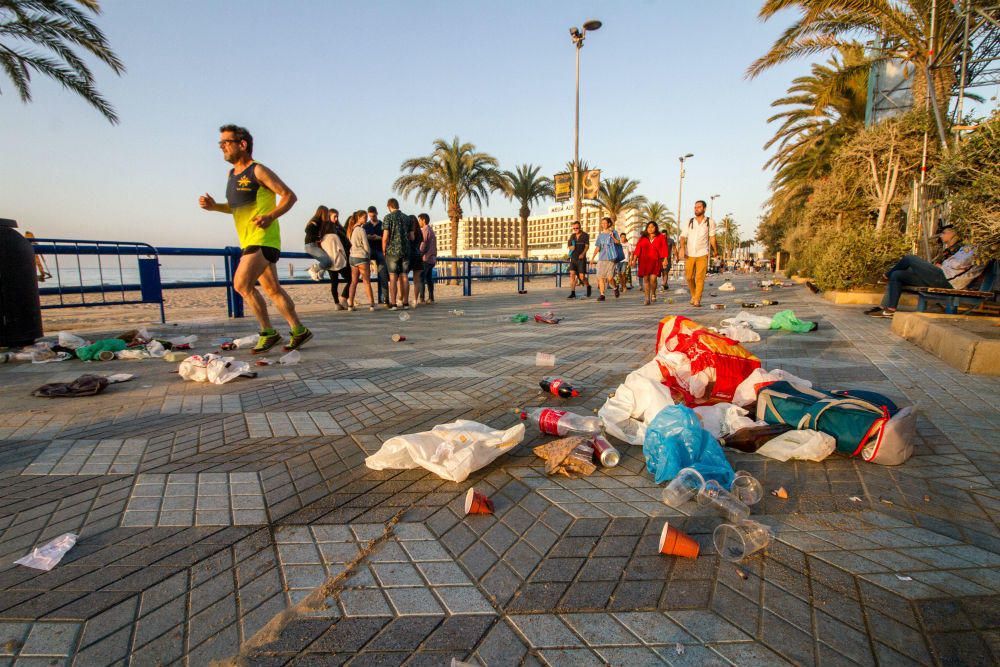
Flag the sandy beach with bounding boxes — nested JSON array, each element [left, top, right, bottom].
[[39, 276, 561, 333]]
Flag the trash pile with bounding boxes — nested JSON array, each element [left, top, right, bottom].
[[2, 328, 199, 364]]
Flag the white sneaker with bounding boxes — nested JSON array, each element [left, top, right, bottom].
[[308, 265, 322, 282]]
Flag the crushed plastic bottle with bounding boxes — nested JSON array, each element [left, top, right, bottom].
[[518, 407, 602, 436], [279, 350, 301, 365]]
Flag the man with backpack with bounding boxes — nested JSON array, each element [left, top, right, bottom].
[[678, 200, 718, 307]]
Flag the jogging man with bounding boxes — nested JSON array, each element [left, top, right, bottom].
[[566, 220, 591, 299], [678, 200, 718, 307], [198, 124, 312, 352]]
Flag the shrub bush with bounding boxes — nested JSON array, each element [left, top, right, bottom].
[[809, 224, 910, 290]]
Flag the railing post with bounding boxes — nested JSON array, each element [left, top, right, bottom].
[[224, 246, 245, 318], [517, 260, 525, 292], [463, 258, 472, 297], [556, 261, 563, 288]]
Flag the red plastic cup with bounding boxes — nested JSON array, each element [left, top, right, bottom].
[[658, 521, 700, 559], [464, 488, 494, 515]]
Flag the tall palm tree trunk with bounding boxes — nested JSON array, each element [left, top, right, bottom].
[[520, 205, 530, 282], [448, 200, 461, 286]]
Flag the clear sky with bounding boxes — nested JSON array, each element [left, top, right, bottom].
[[1, 0, 812, 251]]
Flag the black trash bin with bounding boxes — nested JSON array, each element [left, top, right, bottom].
[[0, 219, 44, 347]]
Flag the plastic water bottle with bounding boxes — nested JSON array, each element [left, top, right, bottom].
[[518, 407, 601, 436]]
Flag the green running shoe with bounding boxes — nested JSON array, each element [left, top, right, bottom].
[[284, 327, 313, 351], [251, 332, 282, 355]]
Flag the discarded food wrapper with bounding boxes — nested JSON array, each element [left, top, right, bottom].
[[279, 350, 301, 365], [533, 436, 597, 477], [771, 486, 789, 499], [534, 312, 562, 324], [658, 521, 699, 559], [15, 533, 78, 571], [464, 488, 494, 515], [535, 352, 556, 367]]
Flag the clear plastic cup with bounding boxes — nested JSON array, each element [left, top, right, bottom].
[[713, 520, 773, 561], [696, 480, 751, 523], [661, 468, 706, 508], [730, 471, 763, 506]]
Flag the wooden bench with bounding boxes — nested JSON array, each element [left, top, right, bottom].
[[914, 260, 999, 315]]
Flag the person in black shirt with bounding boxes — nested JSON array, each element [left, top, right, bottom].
[[325, 208, 352, 310], [364, 206, 390, 305], [566, 220, 591, 299]]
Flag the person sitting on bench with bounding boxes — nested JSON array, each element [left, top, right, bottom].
[[866, 224, 982, 318]]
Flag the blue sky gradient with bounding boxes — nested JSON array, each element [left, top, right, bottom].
[[1, 0, 813, 249]]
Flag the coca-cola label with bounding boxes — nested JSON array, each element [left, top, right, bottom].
[[538, 408, 566, 435], [548, 379, 563, 396]]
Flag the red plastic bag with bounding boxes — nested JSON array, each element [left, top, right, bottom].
[[654, 316, 761, 406]]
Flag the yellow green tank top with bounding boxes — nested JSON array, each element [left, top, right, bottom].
[[225, 161, 281, 249]]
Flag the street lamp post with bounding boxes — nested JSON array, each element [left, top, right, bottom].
[[709, 193, 720, 258], [570, 19, 602, 227], [676, 153, 693, 238]]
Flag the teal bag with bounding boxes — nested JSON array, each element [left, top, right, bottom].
[[755, 381, 891, 457]]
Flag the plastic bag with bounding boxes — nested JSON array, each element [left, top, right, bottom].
[[718, 281, 736, 292], [165, 334, 198, 346], [718, 324, 760, 344], [57, 332, 89, 350], [146, 340, 166, 357], [732, 368, 813, 407], [116, 348, 151, 360], [365, 420, 525, 482], [756, 428, 835, 462], [598, 360, 674, 445], [75, 338, 127, 361], [721, 311, 773, 330], [179, 354, 251, 385], [770, 310, 817, 333], [693, 402, 759, 439], [642, 405, 735, 487], [15, 533, 78, 570]]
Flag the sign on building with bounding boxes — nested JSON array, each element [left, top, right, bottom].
[[554, 172, 572, 202]]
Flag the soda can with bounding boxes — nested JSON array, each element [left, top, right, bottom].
[[591, 435, 620, 467]]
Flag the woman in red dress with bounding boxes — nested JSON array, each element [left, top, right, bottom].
[[631, 222, 665, 305]]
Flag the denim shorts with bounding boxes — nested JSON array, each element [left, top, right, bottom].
[[349, 256, 369, 267], [385, 255, 410, 275]]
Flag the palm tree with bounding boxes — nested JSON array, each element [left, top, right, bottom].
[[394, 137, 505, 283], [636, 200, 676, 239], [719, 214, 740, 260], [1, 0, 125, 124], [596, 177, 647, 231], [503, 164, 554, 260], [747, 0, 986, 146], [563, 159, 592, 204]]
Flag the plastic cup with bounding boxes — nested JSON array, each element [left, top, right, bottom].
[[696, 480, 751, 523], [535, 352, 556, 367], [658, 521, 700, 559], [730, 471, 764, 506], [464, 488, 494, 515], [661, 468, 706, 508], [713, 520, 772, 561]]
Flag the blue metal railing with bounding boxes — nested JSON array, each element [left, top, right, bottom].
[[30, 239, 573, 321]]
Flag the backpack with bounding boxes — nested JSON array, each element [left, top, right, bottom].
[[756, 381, 916, 465]]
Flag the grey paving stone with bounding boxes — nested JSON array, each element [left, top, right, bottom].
[[508, 614, 581, 648], [385, 588, 444, 616], [432, 586, 494, 615], [561, 613, 640, 647]]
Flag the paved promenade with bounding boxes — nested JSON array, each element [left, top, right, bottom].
[[0, 275, 998, 666]]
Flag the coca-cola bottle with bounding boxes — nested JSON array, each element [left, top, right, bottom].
[[518, 407, 601, 436], [539, 377, 580, 398], [720, 424, 793, 452]]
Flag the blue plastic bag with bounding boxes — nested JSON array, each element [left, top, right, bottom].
[[642, 405, 735, 487]]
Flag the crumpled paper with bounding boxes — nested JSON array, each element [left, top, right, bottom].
[[533, 436, 597, 477]]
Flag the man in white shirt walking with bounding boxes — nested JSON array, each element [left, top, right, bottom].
[[678, 200, 718, 307]]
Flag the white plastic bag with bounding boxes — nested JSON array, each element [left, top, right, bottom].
[[756, 429, 835, 462], [57, 332, 89, 350], [721, 311, 773, 330], [179, 354, 250, 385], [732, 368, 813, 407], [719, 324, 761, 344], [233, 334, 258, 349], [365, 420, 525, 482], [117, 348, 151, 360], [15, 533, 78, 571], [599, 360, 674, 445], [693, 402, 760, 439], [146, 340, 166, 358], [166, 335, 198, 347], [718, 281, 736, 292]]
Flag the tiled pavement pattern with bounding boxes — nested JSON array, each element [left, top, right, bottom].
[[0, 276, 997, 666]]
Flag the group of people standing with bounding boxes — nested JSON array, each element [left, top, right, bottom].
[[303, 199, 438, 311], [567, 199, 719, 307]]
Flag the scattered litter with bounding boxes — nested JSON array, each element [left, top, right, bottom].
[[147, 340, 166, 357], [643, 405, 735, 486], [736, 568, 749, 581], [598, 359, 673, 446], [923, 494, 931, 502], [714, 520, 773, 562], [116, 348, 151, 360], [365, 419, 524, 482], [511, 313, 529, 323], [770, 310, 818, 333], [534, 436, 597, 477], [540, 376, 579, 398], [399, 312, 411, 322], [771, 486, 789, 499], [520, 407, 601, 436], [710, 304, 726, 310], [849, 496, 863, 503], [450, 309, 465, 316], [97, 350, 116, 361], [591, 434, 620, 467], [464, 488, 494, 515], [279, 350, 301, 365], [31, 351, 73, 363], [57, 332, 89, 349], [391, 334, 406, 342], [721, 424, 793, 452], [105, 373, 134, 384], [717, 324, 760, 344], [15, 533, 78, 571], [535, 352, 555, 367], [163, 350, 188, 362], [658, 521, 699, 559], [880, 497, 895, 506], [674, 643, 686, 656], [761, 299, 779, 306], [222, 333, 258, 350], [730, 470, 764, 506], [896, 575, 913, 581], [756, 429, 835, 462], [721, 311, 774, 330], [255, 358, 273, 366], [75, 338, 127, 361], [719, 281, 736, 292], [535, 312, 562, 324], [179, 354, 253, 384], [32, 374, 109, 398]]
